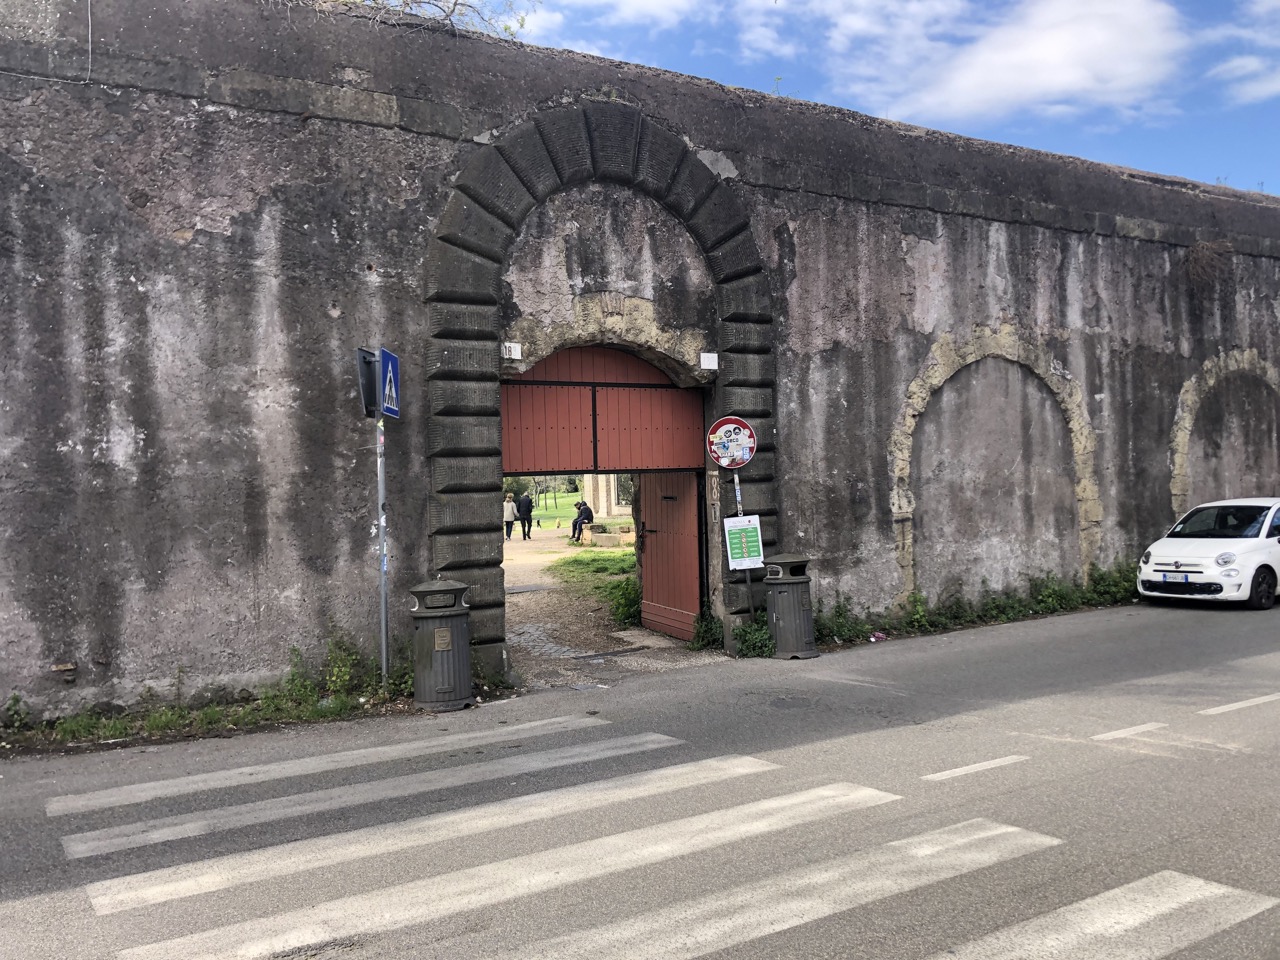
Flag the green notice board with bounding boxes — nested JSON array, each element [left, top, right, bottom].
[[724, 515, 764, 570]]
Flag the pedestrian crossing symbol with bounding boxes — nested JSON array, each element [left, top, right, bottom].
[[379, 348, 400, 419]]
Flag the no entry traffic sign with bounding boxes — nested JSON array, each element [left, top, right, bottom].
[[707, 416, 756, 470]]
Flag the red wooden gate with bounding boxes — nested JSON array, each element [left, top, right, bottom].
[[637, 472, 701, 641], [500, 347, 705, 641], [502, 347, 704, 474]]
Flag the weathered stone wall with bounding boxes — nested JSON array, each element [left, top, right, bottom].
[[3, 0, 1279, 712]]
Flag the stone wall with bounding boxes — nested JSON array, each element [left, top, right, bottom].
[[2, 0, 1279, 712]]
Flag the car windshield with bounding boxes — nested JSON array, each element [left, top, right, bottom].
[[1167, 505, 1271, 539]]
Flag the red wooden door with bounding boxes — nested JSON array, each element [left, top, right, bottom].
[[501, 347, 704, 474], [638, 472, 700, 641]]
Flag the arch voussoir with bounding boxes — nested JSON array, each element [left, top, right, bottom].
[[533, 106, 595, 185], [584, 100, 643, 183], [688, 181, 750, 252], [494, 122, 561, 201]]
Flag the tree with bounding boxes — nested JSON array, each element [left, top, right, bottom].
[[286, 0, 540, 37], [502, 476, 533, 498]]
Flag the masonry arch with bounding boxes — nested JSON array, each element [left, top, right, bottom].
[[424, 101, 780, 659], [887, 324, 1102, 602], [1170, 349, 1280, 518]]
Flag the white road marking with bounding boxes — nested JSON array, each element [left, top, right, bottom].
[[921, 756, 1029, 781], [1198, 693, 1280, 716], [62, 734, 679, 859], [119, 783, 901, 960], [87, 755, 779, 914], [47, 714, 608, 816], [1091, 723, 1168, 741], [502, 819, 1061, 960], [924, 871, 1278, 959]]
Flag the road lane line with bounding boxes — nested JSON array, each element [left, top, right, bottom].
[[119, 783, 902, 960], [87, 755, 779, 914], [1198, 693, 1280, 716], [922, 870, 1278, 959], [921, 756, 1029, 781], [47, 714, 609, 816], [499, 819, 1061, 960], [1091, 723, 1168, 741], [62, 734, 680, 859]]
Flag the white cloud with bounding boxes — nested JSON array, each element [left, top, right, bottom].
[[520, 8, 566, 42], [538, 0, 718, 33], [811, 0, 1189, 123], [1209, 54, 1269, 80], [529, 0, 1264, 126], [1205, 0, 1280, 102]]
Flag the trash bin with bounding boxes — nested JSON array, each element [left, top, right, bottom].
[[764, 554, 818, 660], [410, 580, 475, 711]]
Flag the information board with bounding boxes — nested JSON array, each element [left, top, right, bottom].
[[723, 514, 765, 570]]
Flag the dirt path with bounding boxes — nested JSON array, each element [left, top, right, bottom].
[[501, 532, 727, 691]]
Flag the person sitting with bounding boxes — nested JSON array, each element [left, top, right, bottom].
[[571, 501, 594, 542]]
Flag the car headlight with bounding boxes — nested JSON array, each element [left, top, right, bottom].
[[1223, 569, 1241, 578], [1141, 551, 1151, 565], [1215, 552, 1236, 567]]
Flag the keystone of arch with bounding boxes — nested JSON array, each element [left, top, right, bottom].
[[1169, 348, 1280, 518], [887, 323, 1102, 603]]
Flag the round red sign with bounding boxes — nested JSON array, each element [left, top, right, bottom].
[[707, 416, 757, 469]]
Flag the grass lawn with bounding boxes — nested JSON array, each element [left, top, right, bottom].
[[526, 496, 634, 530]]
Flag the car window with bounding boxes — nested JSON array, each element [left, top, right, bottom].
[[1269, 510, 1280, 539], [1168, 505, 1271, 539]]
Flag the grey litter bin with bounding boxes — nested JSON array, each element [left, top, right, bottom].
[[410, 580, 476, 711], [764, 554, 818, 660]]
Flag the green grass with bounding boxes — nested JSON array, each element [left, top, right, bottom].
[[547, 549, 637, 581], [547, 549, 641, 625], [529, 498, 582, 525], [524, 497, 633, 532]]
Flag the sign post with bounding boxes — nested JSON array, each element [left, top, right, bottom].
[[707, 416, 762, 613], [377, 349, 400, 691]]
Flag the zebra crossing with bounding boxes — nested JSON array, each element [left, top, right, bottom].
[[38, 712, 1279, 959]]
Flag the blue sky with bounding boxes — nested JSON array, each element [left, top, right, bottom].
[[520, 0, 1278, 194]]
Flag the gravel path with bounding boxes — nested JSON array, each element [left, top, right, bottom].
[[502, 534, 728, 691]]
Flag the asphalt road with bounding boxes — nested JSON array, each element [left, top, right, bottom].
[[4, 600, 1280, 959]]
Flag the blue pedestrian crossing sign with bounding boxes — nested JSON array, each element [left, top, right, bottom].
[[379, 348, 400, 419]]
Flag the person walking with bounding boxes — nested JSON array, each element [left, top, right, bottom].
[[502, 492, 518, 541], [571, 500, 594, 542], [517, 491, 534, 540]]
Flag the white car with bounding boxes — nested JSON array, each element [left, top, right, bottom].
[[1137, 498, 1280, 609]]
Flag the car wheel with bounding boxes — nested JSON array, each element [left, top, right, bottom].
[[1246, 567, 1277, 610]]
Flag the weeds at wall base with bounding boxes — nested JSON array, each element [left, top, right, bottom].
[[0, 628, 506, 755], [813, 562, 1141, 648]]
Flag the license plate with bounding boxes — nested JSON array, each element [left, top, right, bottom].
[[1162, 573, 1189, 583]]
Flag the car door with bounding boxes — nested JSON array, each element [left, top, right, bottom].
[[1267, 509, 1280, 576]]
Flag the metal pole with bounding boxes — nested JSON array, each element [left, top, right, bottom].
[[732, 469, 755, 616], [377, 415, 388, 690]]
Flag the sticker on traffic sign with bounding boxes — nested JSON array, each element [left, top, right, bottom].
[[379, 348, 400, 419], [707, 416, 756, 469]]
